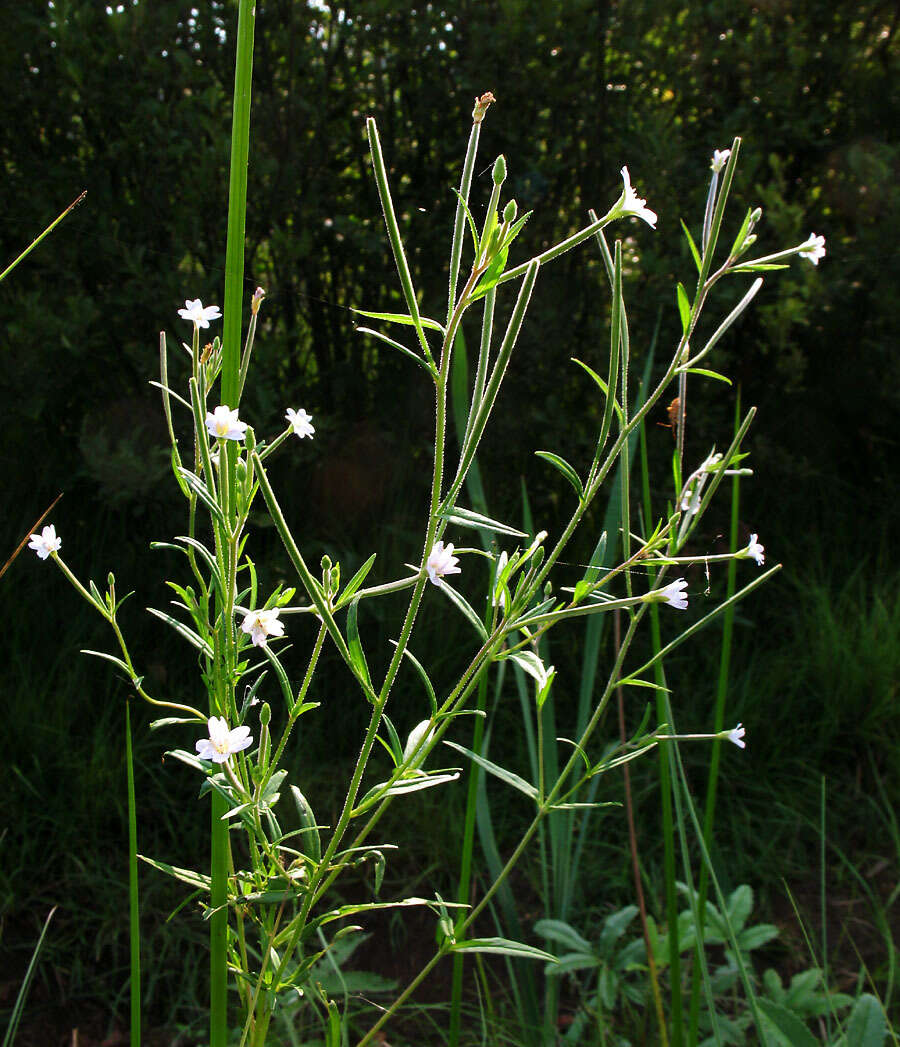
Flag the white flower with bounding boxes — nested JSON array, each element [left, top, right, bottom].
[[178, 298, 222, 328], [206, 405, 248, 441], [799, 233, 826, 266], [426, 540, 461, 585], [28, 524, 61, 560], [726, 723, 746, 749], [746, 533, 765, 566], [241, 608, 285, 647], [710, 148, 731, 173], [195, 716, 253, 764], [657, 577, 689, 609], [680, 483, 701, 515], [615, 167, 658, 228], [285, 407, 315, 439]]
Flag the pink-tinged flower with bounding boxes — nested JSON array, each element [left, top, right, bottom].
[[746, 534, 765, 566], [726, 723, 746, 749], [616, 167, 658, 228], [178, 299, 222, 328], [241, 608, 285, 647], [799, 233, 826, 266], [710, 148, 731, 173], [657, 577, 689, 609], [195, 716, 253, 764], [285, 407, 315, 439], [206, 405, 247, 441], [426, 540, 461, 585], [28, 524, 61, 560]]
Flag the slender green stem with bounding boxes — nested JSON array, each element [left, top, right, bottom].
[[0, 190, 85, 283], [689, 393, 741, 1042], [640, 419, 682, 1046], [125, 702, 141, 1047]]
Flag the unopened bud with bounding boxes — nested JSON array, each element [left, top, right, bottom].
[[251, 286, 266, 316], [503, 199, 518, 223], [492, 155, 506, 186], [472, 91, 495, 124], [259, 701, 271, 726]]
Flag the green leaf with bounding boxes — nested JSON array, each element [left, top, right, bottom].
[[80, 649, 132, 677], [570, 358, 625, 427], [450, 187, 480, 255], [290, 786, 321, 862], [680, 219, 702, 273], [146, 607, 213, 656], [336, 553, 377, 608], [149, 716, 200, 730], [756, 999, 820, 1047], [350, 308, 445, 334], [676, 282, 691, 335], [390, 642, 437, 716], [471, 244, 509, 301], [436, 505, 527, 538], [534, 918, 593, 954], [433, 578, 488, 641], [844, 994, 887, 1047], [444, 740, 538, 801], [354, 326, 432, 373], [176, 468, 227, 527], [139, 856, 211, 892], [500, 209, 533, 251], [346, 598, 372, 691], [684, 367, 732, 385], [535, 450, 584, 500], [730, 262, 789, 272], [450, 937, 558, 963]]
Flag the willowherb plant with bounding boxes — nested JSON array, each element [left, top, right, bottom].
[[31, 89, 825, 1045]]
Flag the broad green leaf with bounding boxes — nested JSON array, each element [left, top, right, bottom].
[[450, 937, 558, 963], [350, 308, 445, 334], [471, 244, 509, 301], [436, 505, 527, 538], [444, 740, 538, 801], [534, 918, 593, 954], [844, 994, 887, 1047], [535, 450, 584, 500], [756, 999, 820, 1047]]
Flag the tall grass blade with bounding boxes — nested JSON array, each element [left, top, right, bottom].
[[2, 907, 56, 1047]]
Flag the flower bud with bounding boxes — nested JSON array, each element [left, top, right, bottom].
[[503, 199, 518, 223], [472, 91, 495, 124], [259, 701, 271, 726], [492, 154, 506, 186], [251, 286, 266, 316]]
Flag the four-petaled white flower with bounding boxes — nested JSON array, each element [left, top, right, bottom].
[[241, 608, 285, 647], [799, 233, 826, 266], [726, 723, 746, 749], [746, 533, 765, 566], [657, 577, 689, 610], [426, 540, 461, 585], [28, 524, 61, 560], [711, 148, 731, 173], [616, 167, 658, 228], [206, 405, 248, 441], [195, 716, 253, 764], [178, 299, 222, 328], [285, 407, 315, 439]]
